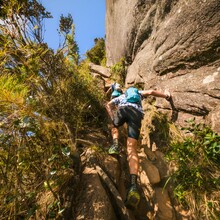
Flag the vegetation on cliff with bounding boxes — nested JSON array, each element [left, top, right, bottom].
[[164, 119, 220, 219]]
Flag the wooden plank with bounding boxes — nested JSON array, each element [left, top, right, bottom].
[[95, 165, 131, 220]]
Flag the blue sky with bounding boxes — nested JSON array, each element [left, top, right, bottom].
[[41, 0, 106, 58]]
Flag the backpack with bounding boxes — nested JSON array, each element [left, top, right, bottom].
[[111, 89, 122, 98], [111, 82, 122, 98], [125, 87, 141, 103]]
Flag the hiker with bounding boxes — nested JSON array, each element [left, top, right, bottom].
[[105, 86, 171, 209]]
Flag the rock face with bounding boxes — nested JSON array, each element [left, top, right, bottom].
[[106, 0, 220, 133]]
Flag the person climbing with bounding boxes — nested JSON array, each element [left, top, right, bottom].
[[105, 86, 171, 210]]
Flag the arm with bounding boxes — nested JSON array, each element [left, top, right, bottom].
[[141, 89, 171, 100], [106, 86, 112, 96], [105, 83, 115, 96], [105, 100, 115, 121]]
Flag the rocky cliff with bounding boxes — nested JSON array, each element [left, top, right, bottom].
[[106, 0, 220, 133], [75, 1, 220, 219]]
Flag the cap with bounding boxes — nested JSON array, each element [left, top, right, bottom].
[[114, 83, 121, 90]]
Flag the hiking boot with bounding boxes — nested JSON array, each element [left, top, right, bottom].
[[108, 144, 120, 155], [125, 185, 140, 210]]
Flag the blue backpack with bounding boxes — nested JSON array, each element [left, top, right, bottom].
[[125, 87, 141, 103], [111, 89, 122, 98], [111, 82, 122, 98]]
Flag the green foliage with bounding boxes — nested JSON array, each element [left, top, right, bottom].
[[36, 51, 105, 135], [0, 1, 107, 219], [0, 114, 75, 219], [110, 58, 126, 86], [59, 14, 80, 64], [165, 119, 220, 219], [59, 13, 73, 34], [86, 38, 106, 65], [65, 25, 80, 65], [0, 74, 28, 110], [0, 0, 51, 44], [149, 111, 170, 148]]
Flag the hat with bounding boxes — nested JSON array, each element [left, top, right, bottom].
[[114, 83, 121, 90]]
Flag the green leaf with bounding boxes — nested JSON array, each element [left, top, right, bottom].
[[61, 147, 70, 156]]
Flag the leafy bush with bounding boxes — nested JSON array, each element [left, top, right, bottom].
[[110, 58, 126, 86], [0, 1, 108, 218], [165, 119, 220, 219], [85, 38, 106, 65]]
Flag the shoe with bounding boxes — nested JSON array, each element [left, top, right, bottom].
[[125, 185, 140, 210], [108, 144, 120, 155]]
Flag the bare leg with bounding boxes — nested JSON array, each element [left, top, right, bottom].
[[108, 127, 120, 154], [127, 137, 139, 175], [125, 137, 140, 209], [111, 127, 119, 140]]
